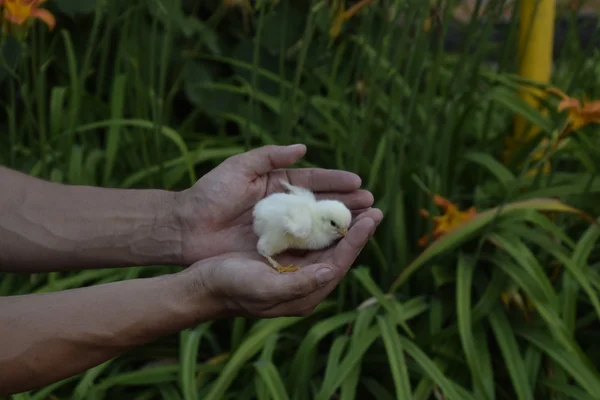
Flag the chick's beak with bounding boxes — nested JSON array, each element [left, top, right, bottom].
[[337, 228, 348, 237]]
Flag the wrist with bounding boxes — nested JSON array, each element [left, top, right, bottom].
[[172, 187, 209, 266], [170, 262, 228, 321], [148, 189, 185, 266]]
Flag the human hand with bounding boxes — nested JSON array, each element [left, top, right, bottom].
[[178, 208, 383, 318], [175, 144, 375, 266]]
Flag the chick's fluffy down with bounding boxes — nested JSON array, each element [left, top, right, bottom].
[[253, 192, 314, 255], [252, 182, 351, 258]]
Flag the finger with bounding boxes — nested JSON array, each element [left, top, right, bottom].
[[283, 209, 383, 265], [331, 218, 376, 272], [265, 213, 382, 316], [233, 144, 307, 178], [286, 168, 362, 192], [351, 208, 384, 228], [315, 190, 374, 210], [268, 264, 326, 302], [266, 282, 340, 317], [351, 208, 372, 217], [266, 213, 383, 317], [262, 263, 342, 316]]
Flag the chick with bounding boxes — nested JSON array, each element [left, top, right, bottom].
[[252, 180, 352, 273]]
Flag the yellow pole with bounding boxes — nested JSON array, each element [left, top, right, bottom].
[[507, 0, 556, 162]]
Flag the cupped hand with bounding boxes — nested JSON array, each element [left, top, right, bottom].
[[180, 208, 383, 318], [175, 144, 375, 265]]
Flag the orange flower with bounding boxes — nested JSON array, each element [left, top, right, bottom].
[[547, 87, 600, 131], [500, 286, 535, 320], [418, 195, 477, 247], [524, 136, 555, 177], [0, 0, 55, 31], [329, 0, 376, 39]]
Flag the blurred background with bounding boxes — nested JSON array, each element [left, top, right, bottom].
[[2, 0, 600, 399]]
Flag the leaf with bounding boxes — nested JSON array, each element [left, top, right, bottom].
[[95, 365, 180, 390], [120, 146, 243, 188], [488, 86, 555, 133], [203, 317, 303, 400], [456, 255, 494, 400], [353, 267, 414, 338], [288, 312, 357, 400], [53, 0, 97, 16], [103, 74, 127, 185], [517, 328, 600, 395], [180, 323, 212, 400], [253, 361, 291, 400], [73, 360, 114, 400], [258, 6, 307, 55], [490, 255, 570, 348], [463, 151, 516, 188], [362, 377, 396, 400], [317, 335, 350, 400], [376, 315, 412, 400], [472, 323, 495, 398], [340, 363, 361, 400], [564, 224, 600, 334], [34, 270, 125, 293], [389, 198, 592, 292], [49, 87, 68, 136], [183, 61, 214, 108], [512, 226, 600, 322], [67, 145, 84, 184], [540, 379, 597, 400], [29, 375, 80, 400], [158, 384, 184, 400], [490, 234, 559, 309], [367, 135, 388, 193], [254, 333, 280, 398], [69, 119, 196, 185], [315, 326, 380, 400], [399, 338, 471, 400], [488, 308, 534, 400], [0, 36, 22, 83], [524, 347, 543, 388]]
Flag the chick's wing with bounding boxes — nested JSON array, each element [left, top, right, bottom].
[[284, 204, 313, 239]]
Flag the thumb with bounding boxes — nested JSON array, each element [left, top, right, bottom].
[[234, 144, 307, 178], [272, 264, 336, 302]]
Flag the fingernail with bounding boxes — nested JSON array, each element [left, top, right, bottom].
[[287, 144, 305, 151], [316, 268, 334, 287]]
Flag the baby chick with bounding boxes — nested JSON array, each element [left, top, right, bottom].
[[252, 180, 352, 273]]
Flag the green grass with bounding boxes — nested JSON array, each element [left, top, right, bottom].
[[2, 0, 600, 399]]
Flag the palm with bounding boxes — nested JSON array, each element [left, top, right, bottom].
[[193, 209, 381, 318], [178, 145, 374, 265]]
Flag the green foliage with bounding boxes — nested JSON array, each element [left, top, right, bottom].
[[2, 0, 600, 399]]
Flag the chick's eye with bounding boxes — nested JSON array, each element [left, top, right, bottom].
[[330, 220, 337, 227]]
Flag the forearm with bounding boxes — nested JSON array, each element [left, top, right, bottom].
[[0, 271, 219, 395], [0, 167, 183, 273]]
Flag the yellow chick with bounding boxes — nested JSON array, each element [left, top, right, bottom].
[[252, 181, 352, 273]]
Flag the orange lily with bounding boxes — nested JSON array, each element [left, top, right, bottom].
[[516, 87, 600, 176], [0, 0, 55, 31], [329, 0, 376, 40], [418, 194, 477, 247], [500, 286, 535, 320], [547, 87, 600, 131], [501, 257, 562, 320], [523, 136, 560, 177]]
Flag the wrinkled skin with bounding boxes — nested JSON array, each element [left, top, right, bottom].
[[176, 144, 376, 265], [0, 144, 383, 395], [184, 208, 382, 318]]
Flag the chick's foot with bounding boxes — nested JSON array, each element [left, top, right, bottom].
[[266, 256, 300, 273], [277, 264, 301, 273]]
